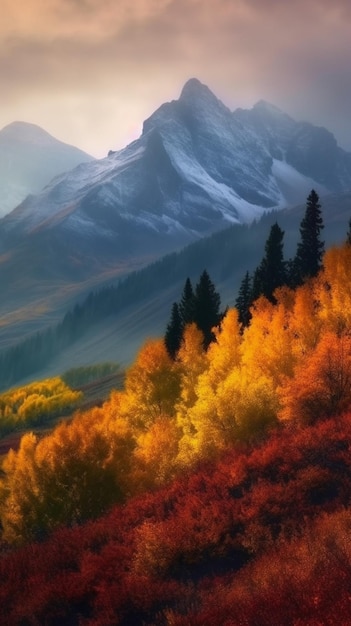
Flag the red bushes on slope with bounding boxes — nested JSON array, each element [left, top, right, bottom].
[[1, 412, 351, 624]]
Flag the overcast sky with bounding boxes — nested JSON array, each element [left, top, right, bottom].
[[1, 0, 350, 157]]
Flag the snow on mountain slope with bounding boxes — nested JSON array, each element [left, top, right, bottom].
[[3, 78, 351, 249], [0, 121, 94, 217], [1, 78, 351, 353]]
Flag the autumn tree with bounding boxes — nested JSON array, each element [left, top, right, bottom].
[[0, 408, 135, 543], [177, 309, 277, 461], [278, 333, 351, 424], [176, 323, 206, 414], [119, 339, 181, 431], [241, 293, 295, 388], [291, 189, 325, 286], [317, 244, 351, 335], [176, 324, 207, 464]]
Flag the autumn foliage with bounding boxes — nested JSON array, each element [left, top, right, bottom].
[[2, 242, 351, 622], [0, 377, 82, 436], [1, 411, 351, 624]]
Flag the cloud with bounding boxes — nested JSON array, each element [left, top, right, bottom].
[[1, 0, 350, 155]]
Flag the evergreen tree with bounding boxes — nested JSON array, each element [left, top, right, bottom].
[[292, 190, 325, 286], [194, 270, 222, 349], [178, 277, 196, 326], [236, 222, 286, 326], [235, 271, 252, 328], [346, 217, 351, 246], [250, 265, 264, 304], [164, 302, 183, 360], [257, 222, 286, 303]]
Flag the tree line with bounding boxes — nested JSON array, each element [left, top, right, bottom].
[[164, 270, 224, 358], [235, 189, 328, 327]]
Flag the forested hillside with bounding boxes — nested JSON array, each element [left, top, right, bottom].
[[1, 190, 350, 391], [1, 210, 351, 623]]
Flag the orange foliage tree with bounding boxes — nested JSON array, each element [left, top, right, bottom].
[[278, 332, 351, 423]]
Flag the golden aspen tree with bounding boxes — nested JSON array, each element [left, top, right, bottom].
[[290, 280, 323, 360], [216, 366, 278, 438], [241, 295, 295, 388], [176, 310, 242, 464], [318, 245, 351, 334], [0, 405, 135, 543], [206, 308, 242, 387], [119, 339, 181, 431], [0, 433, 41, 543], [177, 308, 278, 461], [176, 324, 206, 427], [132, 416, 180, 492]]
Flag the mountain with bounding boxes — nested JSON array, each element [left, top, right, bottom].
[[0, 121, 94, 217], [4, 81, 351, 241], [1, 79, 351, 354]]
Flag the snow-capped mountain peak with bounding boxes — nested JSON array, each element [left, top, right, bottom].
[[1, 79, 351, 268]]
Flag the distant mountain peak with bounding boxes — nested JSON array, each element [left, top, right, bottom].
[[254, 100, 285, 113], [0, 121, 94, 217], [251, 100, 294, 124], [179, 78, 222, 106], [1, 121, 57, 145]]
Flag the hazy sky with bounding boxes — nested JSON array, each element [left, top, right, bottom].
[[2, 0, 351, 157]]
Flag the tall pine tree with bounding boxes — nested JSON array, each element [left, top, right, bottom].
[[257, 222, 286, 303], [292, 190, 324, 286], [179, 277, 196, 326], [194, 270, 222, 349], [164, 302, 183, 360], [346, 217, 351, 246], [236, 222, 286, 327], [164, 272, 223, 357], [235, 271, 252, 328]]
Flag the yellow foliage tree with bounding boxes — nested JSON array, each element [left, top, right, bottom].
[[318, 244, 351, 334], [176, 310, 242, 464], [241, 295, 295, 388], [185, 364, 277, 460], [0, 377, 82, 436], [118, 339, 181, 431], [132, 416, 180, 492], [0, 406, 135, 543], [175, 324, 207, 441], [290, 280, 323, 360], [0, 433, 41, 543], [177, 308, 277, 462]]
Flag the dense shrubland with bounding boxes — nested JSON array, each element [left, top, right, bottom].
[[1, 410, 351, 624]]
